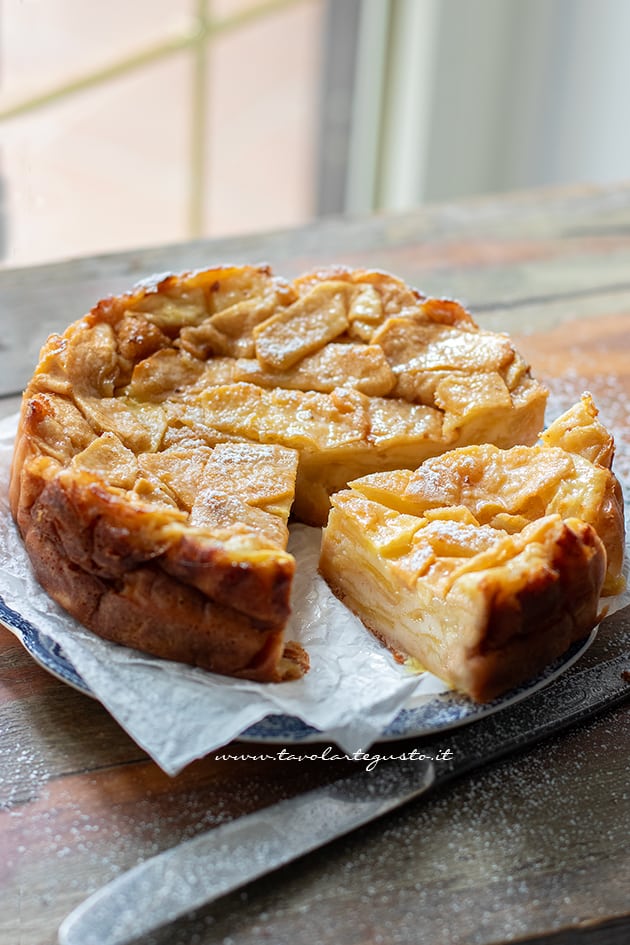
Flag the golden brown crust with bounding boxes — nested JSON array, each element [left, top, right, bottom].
[[12, 263, 550, 684], [25, 514, 294, 682], [24, 465, 302, 681], [465, 518, 606, 701], [542, 392, 625, 592]]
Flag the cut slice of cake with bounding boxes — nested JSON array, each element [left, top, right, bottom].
[[320, 395, 625, 701]]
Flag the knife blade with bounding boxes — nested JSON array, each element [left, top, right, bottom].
[[58, 652, 629, 945]]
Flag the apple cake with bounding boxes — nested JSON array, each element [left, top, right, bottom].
[[320, 394, 625, 701], [10, 263, 553, 684]]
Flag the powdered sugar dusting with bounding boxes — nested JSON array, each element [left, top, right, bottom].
[[0, 414, 442, 775]]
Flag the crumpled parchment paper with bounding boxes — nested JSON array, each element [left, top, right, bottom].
[[0, 414, 452, 773], [1, 412, 628, 775]]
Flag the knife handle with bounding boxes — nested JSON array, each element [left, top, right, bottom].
[[436, 653, 630, 785]]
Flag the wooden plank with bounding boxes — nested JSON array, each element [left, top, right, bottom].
[[2, 181, 630, 396], [0, 611, 627, 945], [3, 699, 625, 945]]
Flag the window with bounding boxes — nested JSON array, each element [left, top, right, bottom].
[[0, 0, 327, 267]]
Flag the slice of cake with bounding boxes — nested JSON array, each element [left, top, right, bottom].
[[320, 395, 625, 701]]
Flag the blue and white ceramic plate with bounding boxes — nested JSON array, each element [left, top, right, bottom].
[[0, 599, 91, 695], [241, 631, 596, 743], [0, 595, 596, 744]]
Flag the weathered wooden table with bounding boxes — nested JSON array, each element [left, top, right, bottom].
[[1, 183, 629, 945]]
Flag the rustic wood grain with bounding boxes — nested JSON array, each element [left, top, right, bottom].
[[3, 181, 630, 396], [1, 182, 630, 945]]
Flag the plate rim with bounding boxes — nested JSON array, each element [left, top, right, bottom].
[[0, 593, 597, 745], [0, 598, 94, 698], [237, 630, 597, 744]]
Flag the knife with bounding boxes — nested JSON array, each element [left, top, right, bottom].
[[58, 652, 629, 945]]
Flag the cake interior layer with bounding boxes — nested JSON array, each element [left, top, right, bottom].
[[320, 494, 606, 701]]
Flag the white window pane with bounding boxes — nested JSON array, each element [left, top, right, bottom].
[[211, 0, 285, 18], [0, 0, 196, 108], [205, 0, 324, 236], [2, 54, 192, 266]]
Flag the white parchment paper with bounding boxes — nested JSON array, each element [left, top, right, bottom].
[[0, 414, 451, 773], [1, 412, 628, 775]]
